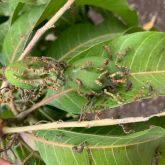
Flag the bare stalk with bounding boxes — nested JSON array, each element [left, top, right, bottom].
[[16, 88, 74, 120], [3, 112, 165, 134], [19, 0, 75, 60]]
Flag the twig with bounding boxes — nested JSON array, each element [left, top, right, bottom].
[[22, 151, 34, 164], [3, 111, 165, 134], [16, 88, 74, 120], [19, 0, 75, 60]]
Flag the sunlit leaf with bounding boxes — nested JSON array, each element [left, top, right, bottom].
[[48, 31, 165, 114], [46, 15, 127, 113], [33, 126, 165, 165]]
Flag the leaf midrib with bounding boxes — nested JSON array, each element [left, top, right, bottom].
[[30, 134, 163, 149], [131, 70, 165, 76], [59, 33, 120, 61]]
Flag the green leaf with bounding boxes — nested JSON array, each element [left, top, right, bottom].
[[0, 0, 24, 19], [159, 146, 165, 165], [46, 14, 127, 60], [48, 31, 165, 114], [0, 1, 9, 16], [20, 0, 47, 5], [94, 31, 165, 109], [2, 6, 44, 65], [0, 1, 26, 57], [9, 0, 25, 25], [33, 126, 165, 165], [76, 0, 138, 26], [36, 0, 66, 25], [47, 87, 86, 114], [0, 21, 9, 51], [14, 144, 45, 165], [2, 0, 66, 65], [46, 15, 128, 113]]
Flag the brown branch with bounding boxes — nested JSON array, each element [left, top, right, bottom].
[[19, 0, 75, 60], [16, 88, 74, 120]]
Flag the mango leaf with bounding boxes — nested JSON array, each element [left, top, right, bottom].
[[48, 31, 165, 114], [20, 0, 47, 5], [83, 97, 165, 121], [0, 21, 9, 65], [0, 0, 26, 57], [0, 1, 9, 16], [0, 21, 9, 51], [0, 0, 24, 18], [9, 0, 25, 25], [14, 144, 45, 165], [2, 0, 66, 65], [46, 14, 127, 60], [92, 31, 165, 109], [31, 126, 165, 165], [46, 15, 128, 113], [76, 0, 138, 26], [159, 146, 165, 165], [47, 87, 86, 114]]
